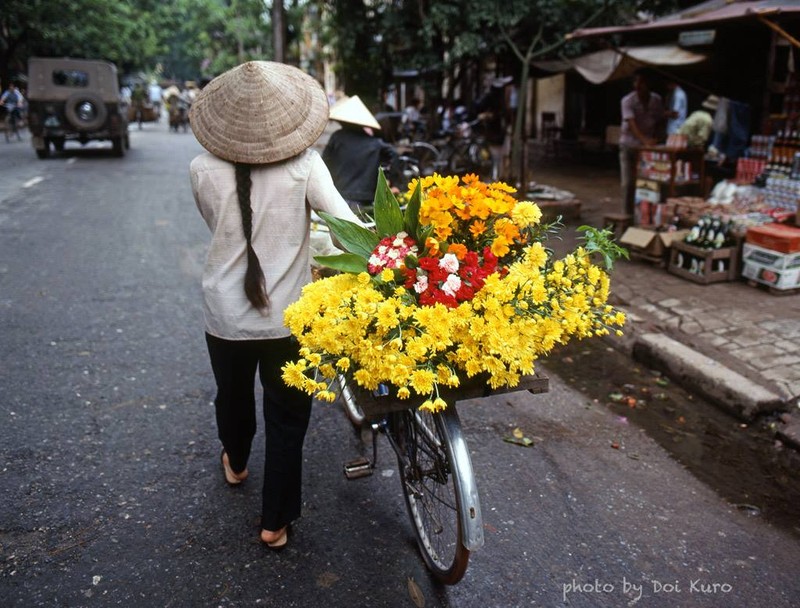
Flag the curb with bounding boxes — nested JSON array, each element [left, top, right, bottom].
[[631, 332, 786, 422]]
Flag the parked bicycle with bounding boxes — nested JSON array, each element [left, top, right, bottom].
[[390, 117, 495, 186], [442, 117, 494, 180]]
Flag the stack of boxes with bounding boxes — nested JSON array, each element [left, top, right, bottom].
[[741, 223, 800, 291]]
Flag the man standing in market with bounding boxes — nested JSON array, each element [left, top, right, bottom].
[[665, 78, 687, 136], [618, 68, 665, 215]]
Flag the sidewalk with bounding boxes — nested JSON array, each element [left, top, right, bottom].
[[528, 157, 800, 448]]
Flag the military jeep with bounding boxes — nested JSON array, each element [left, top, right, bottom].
[[27, 57, 130, 158]]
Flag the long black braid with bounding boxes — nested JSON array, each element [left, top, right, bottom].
[[234, 163, 269, 311]]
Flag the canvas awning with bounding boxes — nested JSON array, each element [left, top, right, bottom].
[[533, 45, 707, 84], [568, 0, 800, 40]]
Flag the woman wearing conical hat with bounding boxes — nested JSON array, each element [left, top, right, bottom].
[[322, 95, 398, 211], [188, 61, 363, 550]]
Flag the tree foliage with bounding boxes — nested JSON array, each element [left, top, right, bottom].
[[1, 0, 688, 100], [0, 0, 273, 86]]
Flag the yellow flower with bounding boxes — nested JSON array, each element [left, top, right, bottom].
[[419, 397, 448, 413], [380, 268, 395, 282], [510, 201, 542, 227], [410, 369, 436, 394], [282, 173, 626, 408]]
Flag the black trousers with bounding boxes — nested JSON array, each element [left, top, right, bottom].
[[205, 333, 313, 531]]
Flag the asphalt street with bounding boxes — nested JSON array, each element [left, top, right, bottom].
[[0, 124, 799, 607]]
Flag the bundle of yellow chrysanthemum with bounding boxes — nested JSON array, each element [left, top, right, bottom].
[[282, 172, 626, 412]]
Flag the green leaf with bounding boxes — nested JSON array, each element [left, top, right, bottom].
[[317, 212, 379, 259], [373, 169, 405, 237], [403, 180, 422, 242], [313, 253, 368, 274]]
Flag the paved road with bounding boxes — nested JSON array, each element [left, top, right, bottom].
[[1, 126, 799, 607]]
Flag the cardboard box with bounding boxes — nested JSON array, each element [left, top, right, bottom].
[[620, 227, 689, 258], [742, 243, 800, 271], [742, 261, 800, 290], [745, 223, 800, 254], [669, 240, 740, 284]]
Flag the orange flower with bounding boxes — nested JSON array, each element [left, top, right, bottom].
[[491, 236, 511, 258], [469, 220, 487, 238], [447, 243, 468, 260]]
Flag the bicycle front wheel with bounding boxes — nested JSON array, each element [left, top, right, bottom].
[[388, 406, 475, 584], [337, 374, 366, 428]]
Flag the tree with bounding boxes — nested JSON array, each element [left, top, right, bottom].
[[0, 0, 160, 87]]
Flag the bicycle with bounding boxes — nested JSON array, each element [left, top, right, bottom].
[[444, 118, 494, 180], [3, 108, 22, 142], [337, 373, 548, 584], [307, 211, 549, 584], [387, 141, 448, 190]]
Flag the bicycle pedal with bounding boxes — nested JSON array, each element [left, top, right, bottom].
[[343, 456, 373, 480]]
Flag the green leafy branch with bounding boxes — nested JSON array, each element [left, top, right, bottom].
[[577, 225, 629, 270]]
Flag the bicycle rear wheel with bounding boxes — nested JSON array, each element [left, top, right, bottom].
[[388, 406, 473, 584]]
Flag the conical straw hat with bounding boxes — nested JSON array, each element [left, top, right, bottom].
[[329, 95, 381, 130], [189, 61, 329, 164]]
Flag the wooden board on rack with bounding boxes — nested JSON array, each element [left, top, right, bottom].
[[354, 374, 550, 418]]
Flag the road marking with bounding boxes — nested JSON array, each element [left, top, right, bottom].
[[22, 177, 44, 188], [67, 158, 77, 165]]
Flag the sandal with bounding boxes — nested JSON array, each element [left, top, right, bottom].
[[261, 526, 290, 551], [220, 449, 248, 486]]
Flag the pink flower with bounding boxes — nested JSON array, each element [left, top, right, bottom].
[[439, 253, 459, 274], [367, 233, 419, 274], [441, 274, 462, 297]]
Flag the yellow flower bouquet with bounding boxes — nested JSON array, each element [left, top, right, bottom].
[[282, 172, 626, 412]]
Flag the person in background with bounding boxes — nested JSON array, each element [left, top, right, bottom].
[[1, 82, 25, 141], [148, 81, 163, 121], [401, 97, 423, 140], [322, 95, 398, 211], [188, 61, 364, 550], [618, 68, 664, 215], [476, 76, 512, 180], [665, 79, 687, 135], [130, 83, 147, 129], [678, 95, 716, 149]]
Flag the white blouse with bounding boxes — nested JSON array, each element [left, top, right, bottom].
[[190, 148, 362, 340]]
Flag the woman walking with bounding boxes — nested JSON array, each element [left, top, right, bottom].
[[189, 61, 363, 549]]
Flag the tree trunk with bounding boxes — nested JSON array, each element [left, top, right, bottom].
[[273, 0, 285, 63], [510, 59, 531, 190]]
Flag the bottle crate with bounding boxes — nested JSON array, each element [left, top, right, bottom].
[[667, 240, 740, 284]]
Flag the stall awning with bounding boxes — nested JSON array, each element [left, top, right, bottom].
[[533, 45, 707, 84], [568, 0, 800, 40]]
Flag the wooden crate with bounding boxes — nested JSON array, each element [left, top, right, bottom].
[[353, 374, 549, 419], [668, 240, 740, 284]]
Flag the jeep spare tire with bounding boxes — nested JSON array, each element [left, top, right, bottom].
[[65, 92, 108, 131]]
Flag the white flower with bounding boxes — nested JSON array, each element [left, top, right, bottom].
[[369, 254, 383, 266], [387, 249, 400, 259], [439, 253, 459, 274], [378, 245, 388, 255], [393, 232, 409, 246], [442, 274, 462, 297], [414, 274, 429, 294]]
